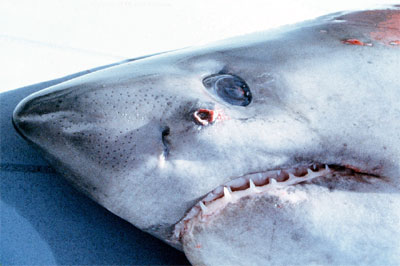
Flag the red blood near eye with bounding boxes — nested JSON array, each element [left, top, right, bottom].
[[197, 109, 214, 122], [194, 109, 215, 125]]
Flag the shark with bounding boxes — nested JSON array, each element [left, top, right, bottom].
[[12, 7, 400, 265]]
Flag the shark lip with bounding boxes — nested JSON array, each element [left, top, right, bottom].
[[171, 163, 379, 245]]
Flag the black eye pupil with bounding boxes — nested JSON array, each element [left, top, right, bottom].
[[203, 74, 252, 106]]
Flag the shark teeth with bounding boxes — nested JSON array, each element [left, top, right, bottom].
[[199, 201, 208, 213], [249, 178, 258, 192], [223, 187, 232, 200], [173, 164, 333, 240]]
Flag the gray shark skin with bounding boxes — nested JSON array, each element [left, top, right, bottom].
[[13, 7, 400, 265]]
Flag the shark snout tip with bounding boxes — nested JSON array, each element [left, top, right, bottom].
[[12, 89, 57, 141], [12, 94, 33, 139]]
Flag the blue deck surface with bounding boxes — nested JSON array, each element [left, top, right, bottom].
[[0, 64, 189, 265]]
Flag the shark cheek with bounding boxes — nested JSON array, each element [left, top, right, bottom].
[[181, 174, 400, 265]]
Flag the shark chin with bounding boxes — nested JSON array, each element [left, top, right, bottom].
[[12, 6, 400, 266]]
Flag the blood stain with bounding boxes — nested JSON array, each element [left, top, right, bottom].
[[341, 39, 372, 46]]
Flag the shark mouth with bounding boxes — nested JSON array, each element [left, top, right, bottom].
[[172, 163, 376, 243]]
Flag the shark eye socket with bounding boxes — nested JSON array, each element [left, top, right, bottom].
[[203, 74, 252, 106]]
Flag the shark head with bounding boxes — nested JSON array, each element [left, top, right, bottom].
[[13, 7, 400, 263]]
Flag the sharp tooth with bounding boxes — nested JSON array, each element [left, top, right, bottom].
[[288, 173, 296, 180], [307, 168, 313, 175], [249, 178, 261, 193], [270, 178, 277, 185], [199, 201, 207, 213], [325, 164, 330, 171], [249, 178, 256, 189], [224, 187, 232, 200], [313, 164, 317, 170], [277, 170, 281, 175]]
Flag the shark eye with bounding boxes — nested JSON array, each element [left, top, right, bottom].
[[203, 74, 252, 106]]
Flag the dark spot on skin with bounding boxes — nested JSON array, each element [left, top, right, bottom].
[[327, 183, 335, 191], [162, 126, 170, 157], [290, 231, 303, 242]]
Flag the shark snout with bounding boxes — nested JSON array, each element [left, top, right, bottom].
[[13, 81, 75, 144], [12, 75, 173, 175], [13, 91, 50, 141]]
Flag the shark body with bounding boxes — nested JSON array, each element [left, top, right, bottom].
[[13, 7, 400, 265]]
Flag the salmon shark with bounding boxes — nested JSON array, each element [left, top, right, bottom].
[[12, 7, 400, 265]]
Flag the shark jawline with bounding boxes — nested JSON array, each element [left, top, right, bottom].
[[171, 163, 381, 246]]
